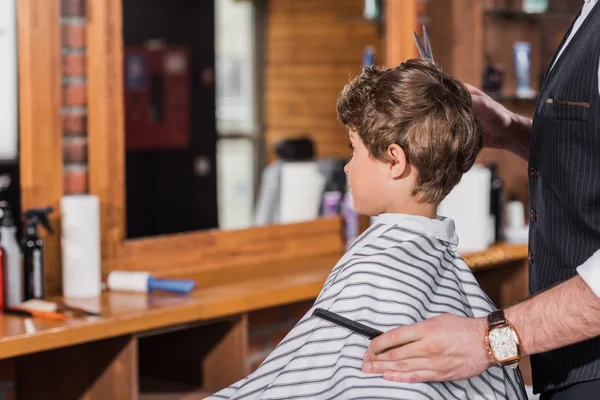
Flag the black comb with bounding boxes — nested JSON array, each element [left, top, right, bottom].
[[312, 308, 382, 340]]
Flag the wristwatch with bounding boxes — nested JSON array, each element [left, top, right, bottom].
[[485, 310, 521, 368]]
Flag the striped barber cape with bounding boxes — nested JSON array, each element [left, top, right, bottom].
[[206, 213, 528, 400]]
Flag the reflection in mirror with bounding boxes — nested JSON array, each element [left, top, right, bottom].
[[215, 0, 258, 231], [122, 0, 257, 238], [122, 0, 346, 239]]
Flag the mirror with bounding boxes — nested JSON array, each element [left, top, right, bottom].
[[122, 0, 344, 239]]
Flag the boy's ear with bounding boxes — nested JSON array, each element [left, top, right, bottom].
[[387, 144, 407, 179]]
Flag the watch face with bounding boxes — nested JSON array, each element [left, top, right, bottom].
[[489, 327, 518, 361]]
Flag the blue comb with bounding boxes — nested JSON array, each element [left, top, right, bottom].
[[147, 277, 196, 295]]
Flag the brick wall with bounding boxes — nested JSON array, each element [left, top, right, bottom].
[[61, 0, 88, 195]]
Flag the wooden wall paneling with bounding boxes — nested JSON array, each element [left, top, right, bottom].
[[86, 0, 126, 260], [264, 0, 381, 161], [18, 0, 64, 296], [384, 0, 418, 66], [424, 0, 452, 74], [104, 216, 344, 279], [424, 0, 483, 84], [450, 0, 483, 85], [17, 335, 138, 400]]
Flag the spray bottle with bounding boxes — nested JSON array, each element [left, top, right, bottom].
[[0, 202, 21, 307], [22, 207, 53, 300]]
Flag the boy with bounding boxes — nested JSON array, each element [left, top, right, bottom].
[[206, 59, 527, 400]]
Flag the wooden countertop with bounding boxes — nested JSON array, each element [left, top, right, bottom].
[[0, 242, 527, 360]]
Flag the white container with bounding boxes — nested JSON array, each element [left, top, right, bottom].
[[504, 199, 529, 244], [1, 212, 22, 307], [438, 164, 492, 253], [0, 0, 19, 162], [506, 200, 525, 229], [523, 0, 548, 13], [61, 195, 102, 298]]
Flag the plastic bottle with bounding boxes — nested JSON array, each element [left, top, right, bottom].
[[0, 201, 21, 307], [489, 163, 504, 243], [362, 46, 376, 68], [22, 207, 53, 300], [363, 0, 380, 20], [522, 0, 548, 13], [321, 169, 345, 216], [342, 186, 358, 248]]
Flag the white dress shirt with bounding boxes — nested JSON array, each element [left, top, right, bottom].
[[550, 0, 600, 94], [560, 0, 600, 296]]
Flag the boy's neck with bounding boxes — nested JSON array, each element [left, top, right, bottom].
[[384, 200, 436, 219]]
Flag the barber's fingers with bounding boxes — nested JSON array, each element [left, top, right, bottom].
[[368, 322, 425, 355], [382, 370, 443, 383], [363, 357, 441, 374], [364, 340, 425, 363], [362, 360, 444, 383], [464, 82, 483, 95]]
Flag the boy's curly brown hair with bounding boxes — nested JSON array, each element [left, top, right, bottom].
[[336, 59, 483, 205]]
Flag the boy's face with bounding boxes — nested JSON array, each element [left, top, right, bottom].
[[344, 130, 395, 216]]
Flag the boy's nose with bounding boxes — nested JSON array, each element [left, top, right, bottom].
[[344, 162, 350, 175]]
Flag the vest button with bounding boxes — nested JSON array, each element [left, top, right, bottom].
[[530, 210, 537, 222], [528, 252, 535, 264], [530, 168, 539, 179]]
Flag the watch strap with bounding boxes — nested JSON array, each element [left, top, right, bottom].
[[488, 310, 507, 329]]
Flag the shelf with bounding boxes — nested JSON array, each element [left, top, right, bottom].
[[0, 242, 530, 361], [140, 377, 214, 399], [484, 8, 575, 19], [462, 242, 529, 271]]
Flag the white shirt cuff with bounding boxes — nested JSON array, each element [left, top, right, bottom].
[[577, 249, 600, 298]]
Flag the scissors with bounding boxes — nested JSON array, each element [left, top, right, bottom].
[[412, 25, 434, 62]]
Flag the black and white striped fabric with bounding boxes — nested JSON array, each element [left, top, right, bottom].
[[207, 214, 527, 400]]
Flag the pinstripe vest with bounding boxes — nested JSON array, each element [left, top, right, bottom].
[[528, 4, 600, 393]]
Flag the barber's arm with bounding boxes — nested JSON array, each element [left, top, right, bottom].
[[509, 251, 600, 356], [361, 251, 600, 382]]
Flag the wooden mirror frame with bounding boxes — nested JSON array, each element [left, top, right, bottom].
[[18, 0, 417, 292], [18, 0, 64, 294], [86, 0, 344, 280]]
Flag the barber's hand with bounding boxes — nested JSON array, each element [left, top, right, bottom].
[[362, 314, 495, 383], [465, 84, 514, 150]]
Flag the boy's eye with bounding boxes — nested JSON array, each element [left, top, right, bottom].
[[348, 143, 354, 151]]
